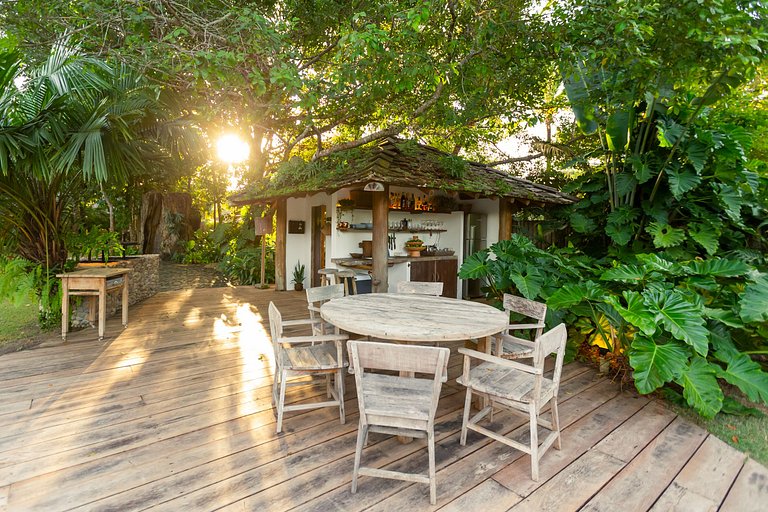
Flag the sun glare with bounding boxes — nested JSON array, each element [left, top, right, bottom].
[[216, 134, 250, 164]]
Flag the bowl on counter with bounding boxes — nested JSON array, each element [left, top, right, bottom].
[[349, 252, 364, 259]]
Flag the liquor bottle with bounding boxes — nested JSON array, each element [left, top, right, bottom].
[[400, 193, 406, 210]]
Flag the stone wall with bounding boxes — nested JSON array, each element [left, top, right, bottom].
[[70, 254, 159, 328]]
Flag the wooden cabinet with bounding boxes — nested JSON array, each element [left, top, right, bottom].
[[409, 258, 458, 298]]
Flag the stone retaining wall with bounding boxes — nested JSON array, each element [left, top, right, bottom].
[[70, 254, 159, 328]]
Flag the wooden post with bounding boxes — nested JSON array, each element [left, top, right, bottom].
[[275, 199, 287, 291], [372, 185, 389, 293], [498, 198, 514, 241]]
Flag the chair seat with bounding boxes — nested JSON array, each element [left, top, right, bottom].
[[498, 335, 535, 358], [360, 373, 433, 422], [279, 343, 347, 371], [457, 362, 555, 403]]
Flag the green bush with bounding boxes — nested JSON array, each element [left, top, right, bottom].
[[460, 235, 768, 418]]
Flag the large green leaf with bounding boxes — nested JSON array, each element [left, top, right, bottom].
[[605, 291, 657, 336], [714, 351, 768, 405], [688, 224, 720, 255], [570, 212, 596, 233], [716, 183, 743, 222], [629, 336, 690, 394], [684, 258, 750, 277], [562, 67, 598, 135], [606, 110, 631, 151], [509, 264, 543, 300], [675, 356, 723, 418], [636, 254, 677, 274], [686, 140, 709, 172], [644, 289, 709, 356], [739, 275, 768, 323], [547, 281, 604, 310], [600, 264, 646, 283], [605, 221, 633, 246], [703, 308, 744, 329], [646, 222, 686, 248], [457, 250, 489, 279], [666, 167, 701, 199], [657, 119, 684, 147]]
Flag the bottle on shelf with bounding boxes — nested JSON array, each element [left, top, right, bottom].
[[399, 193, 406, 210]]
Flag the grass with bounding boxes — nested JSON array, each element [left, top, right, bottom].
[[667, 392, 768, 468], [0, 300, 43, 354]]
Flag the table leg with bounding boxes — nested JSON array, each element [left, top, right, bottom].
[[121, 274, 129, 328], [472, 336, 493, 410], [61, 279, 69, 341], [98, 279, 106, 340]]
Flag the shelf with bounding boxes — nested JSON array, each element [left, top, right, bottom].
[[339, 206, 455, 214], [337, 228, 447, 233]]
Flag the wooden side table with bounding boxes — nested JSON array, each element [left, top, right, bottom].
[[58, 268, 131, 341]]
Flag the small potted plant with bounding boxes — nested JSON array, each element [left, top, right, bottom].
[[404, 235, 425, 257], [291, 262, 306, 291]]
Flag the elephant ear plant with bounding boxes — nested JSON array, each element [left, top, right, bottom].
[[460, 235, 768, 419]]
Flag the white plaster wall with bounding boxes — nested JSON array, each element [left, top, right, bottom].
[[285, 193, 333, 288]]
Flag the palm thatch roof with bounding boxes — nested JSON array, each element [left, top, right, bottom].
[[230, 138, 575, 206]]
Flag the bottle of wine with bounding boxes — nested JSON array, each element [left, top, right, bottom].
[[400, 193, 406, 210]]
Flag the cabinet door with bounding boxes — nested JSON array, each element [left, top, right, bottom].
[[409, 260, 434, 282], [434, 259, 458, 298]]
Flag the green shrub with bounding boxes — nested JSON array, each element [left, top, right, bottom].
[[460, 234, 768, 418]]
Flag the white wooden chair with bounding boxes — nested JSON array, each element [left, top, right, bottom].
[[494, 293, 547, 362], [396, 281, 444, 296], [347, 340, 450, 505], [306, 284, 344, 335], [335, 269, 358, 295], [268, 301, 348, 434], [457, 323, 567, 481]]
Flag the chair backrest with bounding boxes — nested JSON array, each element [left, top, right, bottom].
[[503, 293, 547, 336], [534, 323, 568, 392], [347, 340, 450, 422], [268, 301, 283, 352], [305, 283, 344, 329], [348, 340, 451, 381], [335, 270, 357, 295], [396, 281, 444, 296]]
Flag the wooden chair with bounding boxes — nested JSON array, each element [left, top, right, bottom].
[[494, 293, 547, 362], [268, 301, 348, 434], [396, 281, 444, 296], [347, 340, 450, 505], [305, 284, 344, 335], [335, 269, 357, 295], [457, 323, 567, 481]]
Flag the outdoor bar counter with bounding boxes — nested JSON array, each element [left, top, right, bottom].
[[331, 254, 457, 268]]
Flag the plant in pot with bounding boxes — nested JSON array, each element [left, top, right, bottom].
[[404, 235, 425, 257], [291, 262, 306, 291]]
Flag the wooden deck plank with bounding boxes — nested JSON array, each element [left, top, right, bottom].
[[435, 479, 521, 512], [580, 417, 708, 511], [719, 458, 768, 512], [650, 435, 746, 511], [492, 392, 652, 497], [285, 375, 617, 512], [0, 287, 765, 512]]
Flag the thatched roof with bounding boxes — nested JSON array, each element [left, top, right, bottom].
[[230, 138, 575, 206]]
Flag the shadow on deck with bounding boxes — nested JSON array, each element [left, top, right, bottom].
[[0, 287, 765, 511]]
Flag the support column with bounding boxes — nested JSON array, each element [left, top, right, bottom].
[[498, 198, 514, 241], [371, 186, 389, 293], [275, 199, 287, 291]]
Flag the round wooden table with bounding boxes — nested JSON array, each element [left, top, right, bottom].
[[320, 293, 507, 343]]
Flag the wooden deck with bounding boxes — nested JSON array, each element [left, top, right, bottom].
[[0, 287, 766, 511]]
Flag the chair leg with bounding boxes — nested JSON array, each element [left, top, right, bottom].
[[551, 396, 561, 450], [428, 429, 437, 505], [276, 369, 288, 434], [352, 423, 368, 493], [326, 374, 332, 398], [460, 387, 472, 446], [529, 405, 539, 481], [271, 363, 280, 406], [337, 368, 346, 424]]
